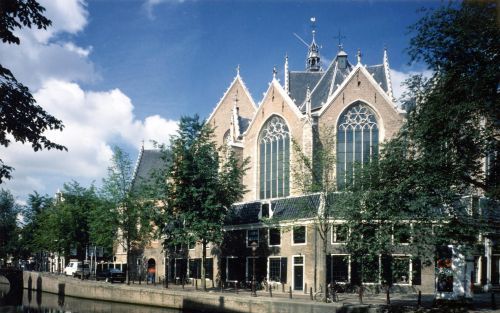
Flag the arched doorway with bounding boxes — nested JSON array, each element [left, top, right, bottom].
[[147, 258, 156, 283]]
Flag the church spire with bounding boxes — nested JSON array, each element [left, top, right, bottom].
[[306, 17, 321, 72]]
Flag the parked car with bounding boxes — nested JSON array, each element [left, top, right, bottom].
[[64, 261, 90, 278], [96, 268, 125, 283]]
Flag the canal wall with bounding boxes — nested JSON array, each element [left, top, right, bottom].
[[24, 271, 378, 313]]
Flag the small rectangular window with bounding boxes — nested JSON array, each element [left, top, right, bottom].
[[269, 228, 281, 246], [333, 225, 348, 243], [293, 226, 306, 244], [393, 224, 411, 244], [247, 229, 259, 247]]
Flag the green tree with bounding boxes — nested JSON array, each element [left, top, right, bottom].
[[0, 189, 19, 264], [34, 182, 100, 275], [100, 146, 153, 284], [18, 192, 53, 260], [403, 1, 499, 200], [0, 0, 66, 183], [334, 2, 499, 299], [164, 115, 247, 291]]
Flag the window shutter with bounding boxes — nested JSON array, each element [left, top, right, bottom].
[[412, 258, 421, 285], [280, 257, 287, 284]]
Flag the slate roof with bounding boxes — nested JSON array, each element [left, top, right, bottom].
[[131, 149, 164, 192], [288, 56, 390, 111], [225, 201, 261, 225], [309, 59, 353, 110], [271, 194, 321, 220], [238, 116, 251, 135], [366, 64, 388, 94], [289, 71, 323, 106]]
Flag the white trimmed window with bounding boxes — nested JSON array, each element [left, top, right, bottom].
[[247, 229, 259, 247], [292, 226, 306, 245]]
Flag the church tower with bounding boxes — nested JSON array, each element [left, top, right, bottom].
[[306, 17, 321, 72]]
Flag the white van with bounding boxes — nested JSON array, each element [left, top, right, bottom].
[[64, 261, 90, 278]]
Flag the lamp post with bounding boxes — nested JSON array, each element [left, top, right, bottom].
[[251, 241, 258, 297]]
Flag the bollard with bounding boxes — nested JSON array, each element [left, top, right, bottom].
[[492, 292, 497, 310], [212, 279, 214, 288], [220, 281, 223, 293], [139, 275, 142, 285], [289, 286, 292, 299], [386, 287, 390, 305], [269, 286, 273, 298], [310, 287, 313, 300], [165, 276, 168, 289], [195, 279, 198, 290], [282, 284, 285, 293], [304, 283, 307, 294], [417, 291, 421, 307], [235, 282, 238, 294], [192, 278, 195, 286], [182, 280, 185, 289]]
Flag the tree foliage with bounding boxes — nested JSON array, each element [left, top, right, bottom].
[[100, 146, 154, 284], [0, 189, 19, 261], [156, 115, 248, 290], [0, 0, 66, 183], [403, 1, 500, 199]]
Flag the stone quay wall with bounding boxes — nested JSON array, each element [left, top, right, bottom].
[[24, 271, 375, 313]]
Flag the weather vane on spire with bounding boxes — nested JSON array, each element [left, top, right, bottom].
[[310, 17, 316, 39], [334, 29, 346, 51]]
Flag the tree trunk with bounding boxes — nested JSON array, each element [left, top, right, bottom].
[[201, 241, 207, 291], [322, 234, 328, 303], [126, 240, 130, 285]]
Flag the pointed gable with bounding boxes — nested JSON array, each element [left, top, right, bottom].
[[319, 64, 404, 142], [207, 73, 257, 146]]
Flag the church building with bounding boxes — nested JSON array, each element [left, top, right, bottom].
[[120, 23, 490, 297]]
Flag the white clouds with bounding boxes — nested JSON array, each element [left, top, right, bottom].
[[35, 0, 88, 43], [1, 80, 178, 197], [391, 68, 433, 101], [1, 0, 179, 198], [143, 0, 187, 19]]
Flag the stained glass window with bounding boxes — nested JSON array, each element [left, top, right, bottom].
[[259, 116, 290, 199], [336, 103, 379, 188]]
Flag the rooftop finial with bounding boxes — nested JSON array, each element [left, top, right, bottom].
[[272, 66, 277, 80], [357, 49, 362, 64], [236, 64, 240, 76], [310, 17, 316, 41], [334, 29, 346, 51]]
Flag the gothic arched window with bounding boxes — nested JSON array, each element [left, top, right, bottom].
[[259, 116, 290, 199], [336, 103, 379, 188]]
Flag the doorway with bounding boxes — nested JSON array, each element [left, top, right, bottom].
[[293, 256, 304, 291], [147, 258, 156, 283]]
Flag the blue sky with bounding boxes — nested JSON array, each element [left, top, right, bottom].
[[0, 0, 436, 202]]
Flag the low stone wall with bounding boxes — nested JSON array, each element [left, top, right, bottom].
[[24, 271, 374, 313]]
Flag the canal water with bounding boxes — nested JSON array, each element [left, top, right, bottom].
[[0, 282, 204, 313]]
